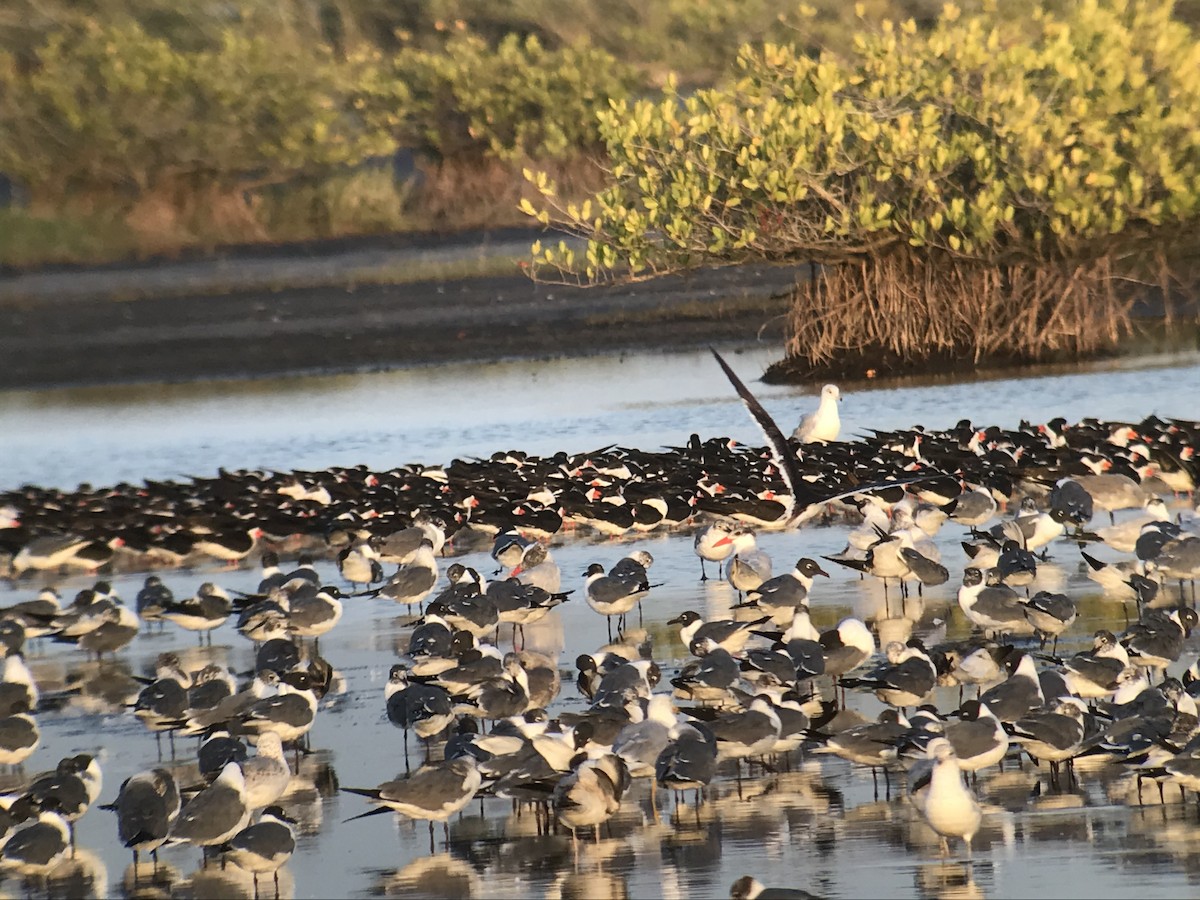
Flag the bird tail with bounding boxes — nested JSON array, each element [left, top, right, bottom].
[[341, 806, 394, 824]]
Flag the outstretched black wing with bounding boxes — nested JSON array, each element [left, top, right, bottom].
[[710, 348, 953, 526], [710, 348, 822, 519]]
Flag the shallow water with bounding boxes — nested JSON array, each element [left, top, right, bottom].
[[2, 345, 1200, 899]]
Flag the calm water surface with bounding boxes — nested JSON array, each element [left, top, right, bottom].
[[1, 345, 1200, 899]]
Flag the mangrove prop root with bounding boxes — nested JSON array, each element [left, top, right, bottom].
[[784, 252, 1134, 368]]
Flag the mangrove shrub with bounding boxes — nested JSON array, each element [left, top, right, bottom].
[[526, 0, 1200, 372], [391, 32, 640, 163], [0, 20, 399, 242]]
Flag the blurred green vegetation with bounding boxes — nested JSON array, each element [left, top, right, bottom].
[[1, 0, 1199, 269]]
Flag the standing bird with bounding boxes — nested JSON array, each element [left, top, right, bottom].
[[553, 753, 631, 845], [584, 563, 652, 640], [337, 537, 384, 589], [693, 520, 737, 581], [221, 805, 298, 899], [341, 756, 482, 852], [385, 665, 455, 765], [168, 762, 251, 862], [735, 558, 829, 620], [159, 582, 233, 645], [375, 539, 440, 609], [103, 767, 180, 877], [907, 737, 982, 856], [792, 384, 841, 443]]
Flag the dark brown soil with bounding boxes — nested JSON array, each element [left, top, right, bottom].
[[0, 247, 800, 390]]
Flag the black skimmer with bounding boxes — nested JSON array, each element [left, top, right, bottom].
[[692, 520, 737, 581]]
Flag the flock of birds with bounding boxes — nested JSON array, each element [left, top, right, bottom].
[[0, 354, 1198, 898]]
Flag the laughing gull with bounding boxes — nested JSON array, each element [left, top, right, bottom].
[[168, 762, 252, 857], [1072, 472, 1149, 523], [553, 753, 631, 845], [1062, 630, 1131, 699], [405, 614, 455, 661], [337, 537, 384, 589], [730, 876, 823, 900], [977, 651, 1044, 723], [342, 756, 482, 852], [1094, 497, 1172, 552], [491, 528, 534, 572], [375, 513, 451, 563], [233, 675, 318, 747], [818, 617, 876, 683], [24, 753, 103, 835], [943, 700, 1009, 773], [1009, 697, 1095, 783], [793, 384, 842, 444], [135, 574, 174, 625], [986, 498, 1067, 551], [158, 582, 232, 645], [0, 704, 39, 769], [0, 651, 38, 714], [655, 722, 718, 799], [517, 649, 561, 709], [0, 805, 72, 876], [945, 485, 1000, 527], [612, 695, 678, 778], [668, 610, 768, 655], [386, 664, 455, 752], [240, 732, 292, 811], [283, 582, 344, 647], [700, 694, 781, 764], [843, 641, 937, 710], [734, 558, 829, 619], [1019, 591, 1077, 653], [1080, 550, 1161, 610], [1048, 478, 1095, 529], [374, 539, 440, 608], [739, 642, 802, 691], [725, 530, 773, 595], [486, 577, 570, 640], [670, 639, 740, 703], [809, 708, 909, 789], [996, 540, 1038, 589], [102, 767, 180, 876], [198, 730, 250, 782], [588, 659, 661, 712], [957, 567, 1035, 638], [221, 805, 298, 897], [131, 652, 191, 753], [907, 737, 982, 856], [584, 562, 651, 639], [1121, 607, 1198, 676], [458, 653, 531, 723]]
